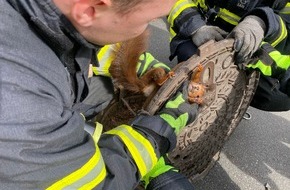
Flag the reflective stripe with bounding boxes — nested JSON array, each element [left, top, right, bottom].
[[46, 119, 105, 190], [280, 3, 290, 14], [159, 94, 188, 134], [247, 60, 272, 76], [165, 93, 185, 109], [271, 17, 287, 47], [137, 53, 163, 76], [217, 8, 240, 25], [93, 44, 120, 76], [247, 51, 290, 76], [93, 122, 103, 143], [268, 51, 290, 70], [169, 27, 176, 40], [160, 112, 188, 134], [105, 125, 158, 177], [80, 113, 85, 120], [192, 0, 206, 9], [168, 0, 196, 29], [152, 63, 171, 71], [46, 147, 106, 190], [142, 156, 175, 187]]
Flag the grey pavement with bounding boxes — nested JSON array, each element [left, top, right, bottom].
[[149, 18, 290, 190], [194, 107, 290, 190]]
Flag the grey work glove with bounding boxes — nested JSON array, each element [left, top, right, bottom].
[[191, 25, 228, 47], [228, 15, 266, 63]]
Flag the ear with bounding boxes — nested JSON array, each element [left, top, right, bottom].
[[71, 0, 112, 27]]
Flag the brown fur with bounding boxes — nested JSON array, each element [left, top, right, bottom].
[[109, 29, 171, 96], [188, 64, 206, 105]]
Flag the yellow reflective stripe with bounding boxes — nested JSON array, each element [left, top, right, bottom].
[[105, 125, 158, 177], [92, 66, 111, 77], [94, 45, 111, 76], [168, 0, 196, 28], [106, 129, 147, 177], [97, 45, 112, 75], [136, 54, 145, 75], [80, 113, 103, 143], [152, 63, 171, 71], [247, 60, 272, 76], [271, 17, 287, 47], [46, 147, 106, 190], [93, 122, 103, 143], [142, 156, 175, 188], [217, 8, 240, 25], [192, 0, 206, 9], [280, 3, 290, 14], [169, 27, 176, 40], [269, 51, 290, 70], [139, 53, 158, 76], [78, 152, 106, 190], [94, 44, 120, 76], [247, 51, 290, 76]]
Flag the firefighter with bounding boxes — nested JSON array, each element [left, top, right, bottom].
[[168, 0, 290, 111], [0, 0, 199, 190]]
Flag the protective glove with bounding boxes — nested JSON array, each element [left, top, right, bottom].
[[228, 15, 266, 63], [142, 156, 175, 188], [142, 156, 194, 190], [191, 25, 228, 47], [130, 82, 199, 153], [158, 81, 199, 134]]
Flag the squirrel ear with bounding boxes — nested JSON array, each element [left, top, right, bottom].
[[71, 0, 112, 27]]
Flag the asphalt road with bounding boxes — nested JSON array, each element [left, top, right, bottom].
[[149, 18, 290, 190]]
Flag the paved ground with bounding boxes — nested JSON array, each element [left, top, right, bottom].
[[149, 19, 290, 190], [194, 107, 290, 190]]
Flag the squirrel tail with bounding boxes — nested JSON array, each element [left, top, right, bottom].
[[109, 29, 150, 93]]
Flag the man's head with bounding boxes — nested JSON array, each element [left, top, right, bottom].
[[53, 0, 176, 45]]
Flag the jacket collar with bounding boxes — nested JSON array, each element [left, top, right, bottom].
[[7, 0, 98, 54]]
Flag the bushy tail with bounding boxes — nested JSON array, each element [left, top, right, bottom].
[[109, 29, 150, 93]]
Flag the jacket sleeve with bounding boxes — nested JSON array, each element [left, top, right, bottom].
[[243, 4, 290, 77], [0, 50, 173, 190], [47, 122, 170, 190], [167, 0, 207, 57], [244, 6, 288, 48], [168, 0, 206, 39], [275, 2, 290, 54], [247, 42, 290, 77]]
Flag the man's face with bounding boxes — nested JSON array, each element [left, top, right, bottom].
[[79, 0, 177, 45]]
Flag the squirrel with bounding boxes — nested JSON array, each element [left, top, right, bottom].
[[109, 29, 173, 97], [187, 64, 206, 105], [108, 28, 205, 104]]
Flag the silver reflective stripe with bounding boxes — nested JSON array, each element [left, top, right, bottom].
[[105, 125, 157, 177], [63, 151, 106, 190]]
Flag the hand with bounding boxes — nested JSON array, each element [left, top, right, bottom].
[[130, 82, 198, 153], [228, 15, 266, 63], [158, 81, 199, 134], [191, 25, 228, 47]]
